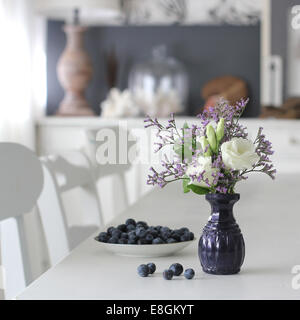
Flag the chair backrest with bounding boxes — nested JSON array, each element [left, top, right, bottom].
[[37, 151, 103, 267], [83, 126, 136, 214], [0, 143, 43, 299]]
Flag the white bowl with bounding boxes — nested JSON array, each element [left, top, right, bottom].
[[95, 238, 196, 257]]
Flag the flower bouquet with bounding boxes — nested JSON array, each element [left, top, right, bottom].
[[144, 98, 275, 274]]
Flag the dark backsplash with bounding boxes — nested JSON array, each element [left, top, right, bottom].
[[47, 21, 260, 117]]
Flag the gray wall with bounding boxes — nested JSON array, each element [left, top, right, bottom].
[[271, 0, 300, 100], [47, 21, 260, 116]]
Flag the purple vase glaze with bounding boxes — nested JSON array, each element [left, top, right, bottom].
[[199, 193, 245, 275]]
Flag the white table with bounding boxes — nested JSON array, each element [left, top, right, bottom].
[[18, 174, 300, 300]]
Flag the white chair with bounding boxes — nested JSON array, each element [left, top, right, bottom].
[[84, 126, 135, 219], [37, 151, 103, 267], [0, 143, 44, 300]]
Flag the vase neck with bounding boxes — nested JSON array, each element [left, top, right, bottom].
[[206, 194, 240, 223]]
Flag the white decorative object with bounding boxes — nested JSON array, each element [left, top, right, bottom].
[[134, 88, 183, 117], [94, 239, 196, 257], [101, 88, 140, 118]]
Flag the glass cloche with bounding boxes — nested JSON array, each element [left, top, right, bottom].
[[128, 45, 189, 117]]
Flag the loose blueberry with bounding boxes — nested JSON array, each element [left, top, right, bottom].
[[169, 263, 183, 276], [184, 268, 195, 279], [152, 237, 164, 244], [125, 218, 136, 226], [147, 263, 156, 274], [137, 264, 149, 277], [163, 269, 174, 280]]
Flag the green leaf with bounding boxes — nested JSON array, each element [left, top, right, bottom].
[[182, 179, 190, 193], [187, 184, 210, 195]]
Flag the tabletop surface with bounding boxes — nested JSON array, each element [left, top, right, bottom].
[[18, 174, 300, 300]]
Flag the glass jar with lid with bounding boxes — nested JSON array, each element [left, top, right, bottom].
[[128, 45, 189, 117]]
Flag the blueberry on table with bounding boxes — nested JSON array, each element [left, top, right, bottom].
[[163, 269, 174, 280], [152, 237, 164, 244], [169, 263, 183, 276], [117, 224, 127, 232], [107, 237, 118, 244], [147, 263, 156, 274], [112, 229, 122, 238], [184, 268, 195, 279], [125, 218, 136, 226], [137, 264, 149, 277]]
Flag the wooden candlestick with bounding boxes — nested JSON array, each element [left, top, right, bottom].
[[56, 24, 95, 116]]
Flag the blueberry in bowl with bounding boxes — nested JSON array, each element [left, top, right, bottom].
[[95, 219, 196, 257]]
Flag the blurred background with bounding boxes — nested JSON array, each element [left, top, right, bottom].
[[1, 0, 300, 295]]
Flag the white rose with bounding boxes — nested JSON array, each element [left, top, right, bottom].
[[186, 156, 218, 188], [221, 137, 259, 170]]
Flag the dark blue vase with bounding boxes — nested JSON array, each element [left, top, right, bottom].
[[199, 193, 245, 275]]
